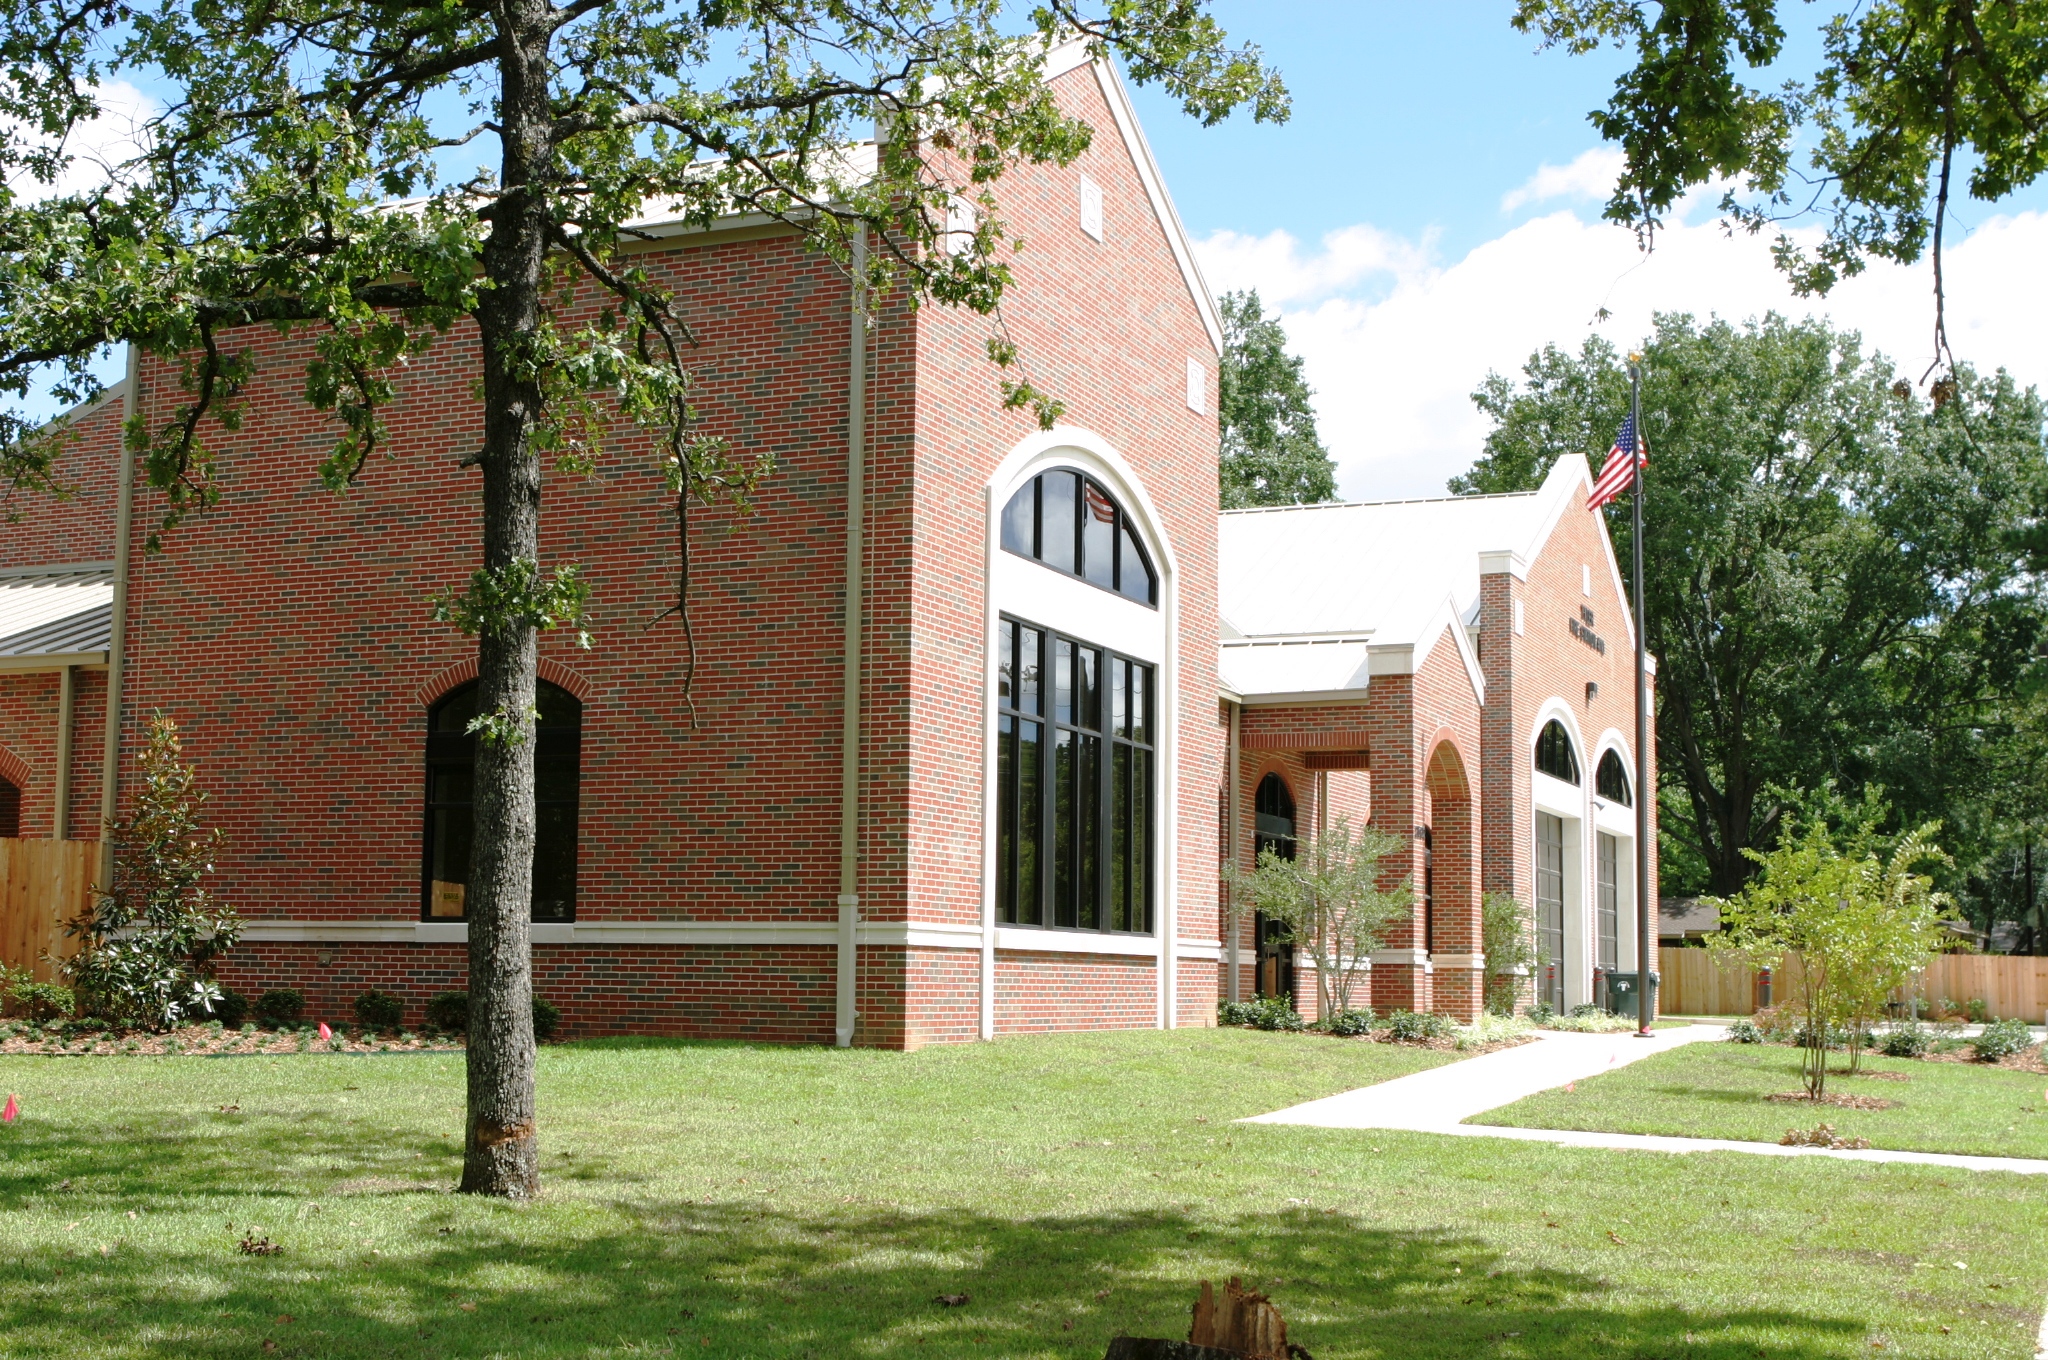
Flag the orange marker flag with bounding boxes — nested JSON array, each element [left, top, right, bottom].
[[317, 1022, 332, 1042], [3, 1093, 17, 1122]]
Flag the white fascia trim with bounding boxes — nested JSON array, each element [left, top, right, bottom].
[[1175, 938, 1223, 961], [1371, 948, 1432, 969], [1235, 687, 1371, 707], [1365, 595, 1486, 707], [1087, 60, 1225, 354], [0, 652, 108, 673], [995, 927, 1163, 957], [1476, 549, 1529, 581]]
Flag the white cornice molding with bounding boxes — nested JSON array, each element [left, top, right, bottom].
[[239, 919, 1171, 957]]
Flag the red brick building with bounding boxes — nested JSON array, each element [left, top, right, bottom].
[[1217, 456, 1657, 1022], [0, 51, 1652, 1045]]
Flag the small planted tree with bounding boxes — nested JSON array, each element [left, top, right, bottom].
[[1708, 802, 1947, 1098], [67, 714, 240, 1030], [1223, 816, 1413, 1020], [1480, 892, 1541, 1017]]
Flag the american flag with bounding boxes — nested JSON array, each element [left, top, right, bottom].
[[1587, 411, 1646, 511]]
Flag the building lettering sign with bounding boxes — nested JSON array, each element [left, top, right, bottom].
[[1567, 605, 1607, 656]]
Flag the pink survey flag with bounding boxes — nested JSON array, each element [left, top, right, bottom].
[[317, 1022, 332, 1042], [1565, 1082, 1576, 1093], [2, 1093, 17, 1122]]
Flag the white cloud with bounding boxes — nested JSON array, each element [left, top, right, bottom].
[[1196, 188, 2048, 502], [1500, 148, 1626, 213], [5, 80, 158, 202]]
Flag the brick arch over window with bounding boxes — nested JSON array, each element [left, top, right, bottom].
[[413, 655, 593, 708], [0, 745, 32, 792], [1423, 733, 1481, 1022], [0, 744, 28, 839]]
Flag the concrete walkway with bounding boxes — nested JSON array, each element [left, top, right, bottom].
[[1245, 1023, 2048, 1176]]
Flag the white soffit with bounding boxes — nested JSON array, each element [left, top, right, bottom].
[[0, 566, 114, 659]]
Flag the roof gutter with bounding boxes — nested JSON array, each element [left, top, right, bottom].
[[97, 345, 139, 880], [834, 226, 868, 1049]]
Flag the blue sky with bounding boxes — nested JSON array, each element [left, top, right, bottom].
[[1124, 4, 2048, 498]]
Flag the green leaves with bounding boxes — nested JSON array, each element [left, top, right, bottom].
[[432, 558, 593, 647], [1217, 288, 1334, 509]]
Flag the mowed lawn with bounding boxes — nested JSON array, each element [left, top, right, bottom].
[[1473, 1039, 2048, 1159], [0, 1030, 2043, 1359]]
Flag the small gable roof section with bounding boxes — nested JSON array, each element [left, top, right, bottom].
[[1217, 455, 1600, 703]]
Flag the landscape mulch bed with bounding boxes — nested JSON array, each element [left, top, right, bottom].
[[0, 1024, 465, 1057], [1346, 1031, 1539, 1057], [1766, 1090, 1897, 1111], [1919, 1044, 2048, 1075]]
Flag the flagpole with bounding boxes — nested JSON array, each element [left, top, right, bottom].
[[1629, 352, 1653, 1038]]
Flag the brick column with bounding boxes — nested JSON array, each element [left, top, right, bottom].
[[1362, 673, 1428, 1013], [1425, 740, 1482, 1021]]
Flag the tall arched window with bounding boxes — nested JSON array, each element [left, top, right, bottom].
[[423, 680, 582, 922], [1534, 719, 1580, 784], [1596, 749, 1632, 805], [1000, 469, 1157, 605]]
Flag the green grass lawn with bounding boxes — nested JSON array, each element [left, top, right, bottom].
[[1473, 1040, 2048, 1159], [1, 1030, 2045, 1359]]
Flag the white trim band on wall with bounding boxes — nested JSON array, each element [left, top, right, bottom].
[[239, 920, 1193, 957]]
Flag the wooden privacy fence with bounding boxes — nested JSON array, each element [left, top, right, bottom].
[[1659, 946, 2048, 1022], [0, 838, 97, 983]]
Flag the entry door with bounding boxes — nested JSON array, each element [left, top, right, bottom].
[[1254, 910, 1295, 1002], [1596, 832, 1620, 977], [1535, 812, 1566, 1012]]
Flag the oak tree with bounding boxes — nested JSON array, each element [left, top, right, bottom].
[[1218, 288, 1334, 507], [0, 0, 1284, 1196]]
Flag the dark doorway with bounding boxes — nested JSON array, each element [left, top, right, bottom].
[[1253, 773, 1297, 1001], [1535, 811, 1566, 1012]]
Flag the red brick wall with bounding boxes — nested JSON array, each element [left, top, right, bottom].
[[1, 390, 122, 569], [0, 61, 1227, 1048]]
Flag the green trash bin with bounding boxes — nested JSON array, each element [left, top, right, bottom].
[[1603, 970, 1660, 1021]]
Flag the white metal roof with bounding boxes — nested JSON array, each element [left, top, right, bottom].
[[1218, 455, 1595, 701], [0, 565, 114, 668]]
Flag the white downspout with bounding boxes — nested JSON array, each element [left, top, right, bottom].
[[834, 228, 868, 1049]]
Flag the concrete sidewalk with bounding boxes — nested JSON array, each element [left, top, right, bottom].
[[1244, 1023, 2048, 1176], [1244, 1025, 1719, 1131]]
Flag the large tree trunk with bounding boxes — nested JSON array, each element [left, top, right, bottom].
[[460, 3, 553, 1200]]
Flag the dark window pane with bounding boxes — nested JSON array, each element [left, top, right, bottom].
[[1054, 638, 1073, 726], [533, 801, 578, 922], [1112, 742, 1131, 930], [428, 804, 472, 918], [1081, 481, 1116, 589], [998, 714, 1016, 924], [1077, 733, 1100, 929], [536, 757, 579, 803], [1054, 728, 1077, 928], [1597, 831, 1619, 972], [535, 681, 580, 729], [1076, 647, 1099, 731], [1018, 720, 1043, 925], [1019, 627, 1041, 715], [1130, 663, 1150, 745], [1040, 473, 1078, 573], [1001, 480, 1036, 558], [429, 763, 473, 804], [1118, 521, 1155, 604], [433, 685, 479, 733], [1134, 747, 1152, 932], [998, 620, 1014, 707], [1535, 720, 1580, 784], [1596, 749, 1632, 805]]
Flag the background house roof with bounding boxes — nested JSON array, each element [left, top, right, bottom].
[[0, 566, 114, 667], [1218, 455, 1591, 700]]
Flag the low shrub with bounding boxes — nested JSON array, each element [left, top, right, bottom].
[[353, 989, 405, 1031], [6, 979, 75, 1022], [1727, 1018, 1764, 1044], [1456, 1012, 1533, 1049], [255, 988, 305, 1028], [1569, 1003, 1603, 1019], [1542, 1008, 1637, 1033], [1219, 995, 1305, 1031], [207, 987, 250, 1030], [424, 990, 563, 1040], [1320, 1009, 1374, 1037], [1382, 1010, 1454, 1042], [425, 990, 469, 1033], [1879, 1024, 1930, 1058], [1526, 1002, 1555, 1024], [1972, 1016, 2035, 1064]]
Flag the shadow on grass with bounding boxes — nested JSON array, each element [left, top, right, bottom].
[[0, 1113, 1872, 1360]]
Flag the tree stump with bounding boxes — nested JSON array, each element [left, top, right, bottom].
[[1188, 1277, 1289, 1360]]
